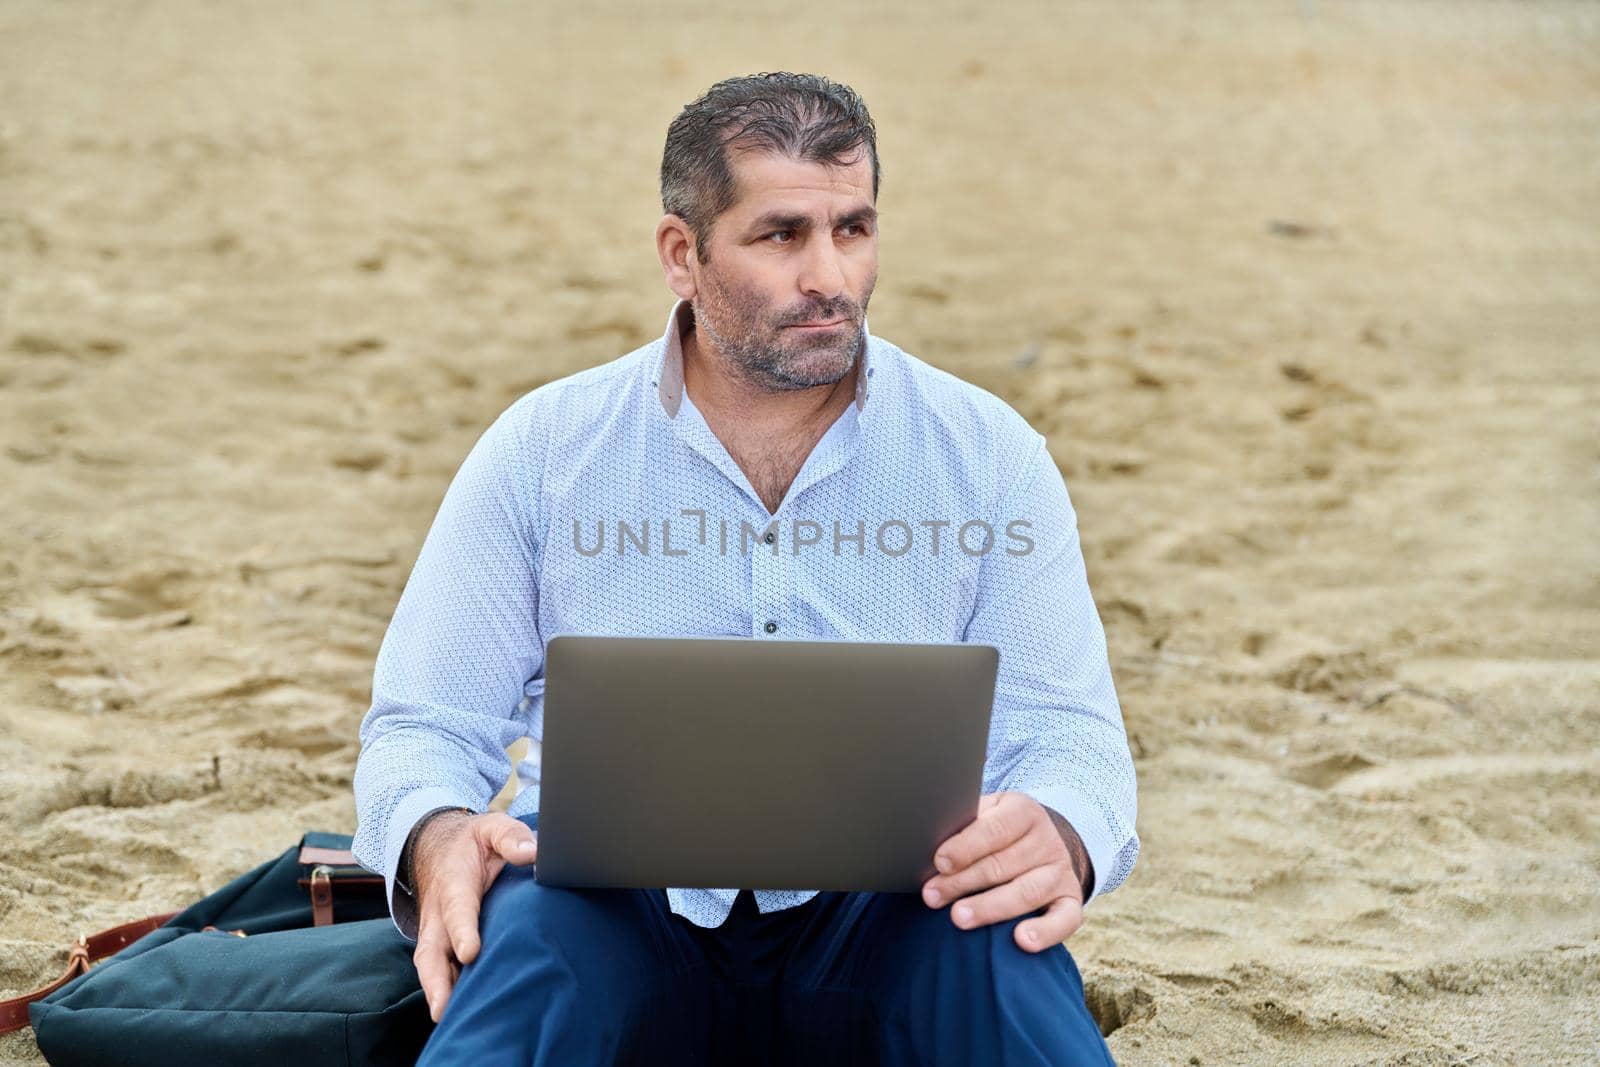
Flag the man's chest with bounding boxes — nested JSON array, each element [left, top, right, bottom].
[[534, 460, 992, 646], [712, 407, 844, 518], [725, 439, 815, 517]]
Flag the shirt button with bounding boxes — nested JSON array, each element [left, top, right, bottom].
[[763, 531, 775, 545], [763, 621, 778, 634]]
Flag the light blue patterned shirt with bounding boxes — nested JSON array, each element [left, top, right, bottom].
[[352, 299, 1140, 939]]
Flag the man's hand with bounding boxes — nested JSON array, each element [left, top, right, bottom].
[[411, 811, 538, 1022], [921, 792, 1091, 953]]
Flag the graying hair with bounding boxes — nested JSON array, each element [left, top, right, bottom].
[[660, 72, 880, 261]]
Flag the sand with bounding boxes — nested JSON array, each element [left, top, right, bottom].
[[2, 1, 1596, 1063]]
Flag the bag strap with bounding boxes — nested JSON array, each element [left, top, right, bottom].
[[0, 843, 366, 1034], [298, 844, 363, 929], [0, 911, 182, 1033]]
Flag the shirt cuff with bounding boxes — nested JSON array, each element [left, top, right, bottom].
[[1019, 785, 1120, 908], [379, 787, 479, 943]]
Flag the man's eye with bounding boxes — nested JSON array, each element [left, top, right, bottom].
[[767, 230, 794, 245]]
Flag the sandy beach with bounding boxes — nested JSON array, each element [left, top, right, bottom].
[[2, 1, 1597, 1063]]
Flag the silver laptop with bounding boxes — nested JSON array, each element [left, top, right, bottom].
[[533, 634, 999, 893]]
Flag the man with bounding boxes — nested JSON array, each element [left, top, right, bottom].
[[352, 72, 1139, 1065]]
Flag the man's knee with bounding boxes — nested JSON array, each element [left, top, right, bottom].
[[423, 872, 702, 1067], [437, 868, 699, 1061], [854, 894, 1113, 1066], [475, 863, 657, 985]]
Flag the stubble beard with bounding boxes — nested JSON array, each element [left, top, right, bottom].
[[691, 264, 873, 392]]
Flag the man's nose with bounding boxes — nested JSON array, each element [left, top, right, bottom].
[[797, 238, 847, 302]]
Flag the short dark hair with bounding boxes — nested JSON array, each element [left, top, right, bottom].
[[660, 72, 880, 259]]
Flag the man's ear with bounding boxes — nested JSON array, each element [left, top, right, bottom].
[[655, 215, 699, 301]]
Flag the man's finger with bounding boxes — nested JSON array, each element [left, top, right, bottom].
[[1014, 895, 1084, 952], [492, 824, 538, 866], [923, 831, 1049, 908], [413, 932, 456, 1023], [933, 795, 1030, 875], [947, 861, 1071, 931], [440, 888, 483, 966]]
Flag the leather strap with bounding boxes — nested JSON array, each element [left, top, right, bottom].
[[2, 844, 372, 1033], [309, 866, 335, 928], [0, 911, 181, 1034]]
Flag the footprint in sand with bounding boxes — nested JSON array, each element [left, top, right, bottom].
[[88, 565, 196, 623], [1082, 976, 1156, 1037]]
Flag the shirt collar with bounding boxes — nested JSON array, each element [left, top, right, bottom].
[[653, 298, 872, 419]]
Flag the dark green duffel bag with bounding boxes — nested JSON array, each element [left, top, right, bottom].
[[17, 831, 433, 1066]]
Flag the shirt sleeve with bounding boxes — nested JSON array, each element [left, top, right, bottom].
[[965, 431, 1140, 905], [350, 398, 545, 942]]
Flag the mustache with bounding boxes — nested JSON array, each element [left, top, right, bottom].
[[774, 297, 861, 327]]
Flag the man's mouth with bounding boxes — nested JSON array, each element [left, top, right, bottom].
[[785, 320, 847, 330]]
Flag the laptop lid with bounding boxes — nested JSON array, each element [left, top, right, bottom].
[[534, 634, 999, 893]]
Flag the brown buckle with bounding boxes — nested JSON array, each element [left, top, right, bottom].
[[310, 865, 336, 927]]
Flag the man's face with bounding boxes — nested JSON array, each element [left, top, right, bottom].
[[688, 150, 878, 391]]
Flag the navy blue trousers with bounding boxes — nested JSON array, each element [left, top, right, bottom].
[[417, 814, 1115, 1066]]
